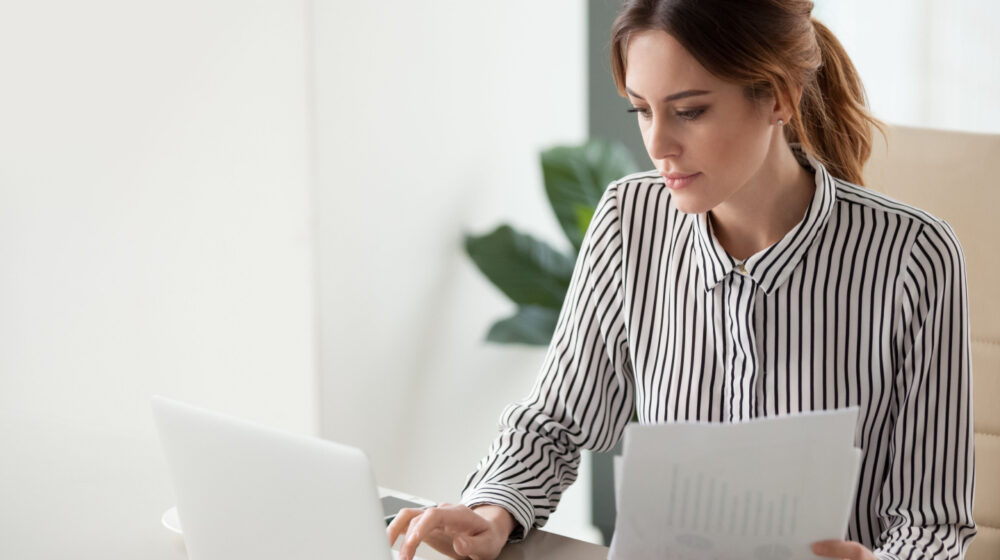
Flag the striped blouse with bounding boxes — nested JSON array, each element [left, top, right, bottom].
[[460, 145, 977, 559]]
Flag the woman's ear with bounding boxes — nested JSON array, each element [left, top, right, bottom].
[[773, 84, 803, 123]]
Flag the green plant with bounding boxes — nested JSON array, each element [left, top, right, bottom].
[[463, 138, 639, 345]]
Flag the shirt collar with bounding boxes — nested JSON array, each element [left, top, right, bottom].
[[693, 145, 836, 295]]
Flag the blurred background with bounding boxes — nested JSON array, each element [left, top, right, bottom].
[[1, 1, 997, 558]]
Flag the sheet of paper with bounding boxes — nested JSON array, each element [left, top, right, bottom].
[[609, 407, 861, 560], [620, 406, 860, 458]]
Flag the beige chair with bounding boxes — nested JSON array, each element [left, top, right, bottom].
[[864, 124, 1000, 560]]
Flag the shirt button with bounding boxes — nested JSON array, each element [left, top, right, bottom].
[[737, 263, 747, 274]]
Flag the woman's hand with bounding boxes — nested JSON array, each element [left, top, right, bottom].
[[387, 503, 515, 560], [811, 539, 877, 560]]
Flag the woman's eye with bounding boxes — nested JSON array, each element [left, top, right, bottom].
[[626, 107, 706, 121], [675, 108, 706, 121], [626, 107, 651, 120]]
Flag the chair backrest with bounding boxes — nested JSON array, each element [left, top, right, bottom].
[[863, 124, 1000, 560]]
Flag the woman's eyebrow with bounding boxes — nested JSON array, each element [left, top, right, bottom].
[[625, 87, 711, 102]]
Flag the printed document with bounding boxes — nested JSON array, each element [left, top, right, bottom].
[[609, 407, 862, 560]]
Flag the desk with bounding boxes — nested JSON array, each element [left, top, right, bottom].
[[161, 488, 609, 560], [390, 530, 607, 560], [392, 517, 610, 560]]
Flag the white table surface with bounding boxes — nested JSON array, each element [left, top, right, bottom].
[[158, 487, 608, 560]]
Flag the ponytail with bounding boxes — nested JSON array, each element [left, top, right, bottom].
[[787, 18, 887, 186]]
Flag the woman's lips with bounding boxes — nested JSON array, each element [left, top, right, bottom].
[[661, 171, 701, 190]]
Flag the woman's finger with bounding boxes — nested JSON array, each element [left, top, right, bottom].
[[811, 539, 875, 560], [386, 507, 426, 547], [398, 507, 443, 560], [397, 505, 492, 560]]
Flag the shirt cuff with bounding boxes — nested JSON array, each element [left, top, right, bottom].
[[461, 482, 535, 543]]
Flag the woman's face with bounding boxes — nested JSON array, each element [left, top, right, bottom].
[[624, 30, 781, 214]]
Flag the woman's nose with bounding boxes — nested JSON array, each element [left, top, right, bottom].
[[646, 118, 682, 160]]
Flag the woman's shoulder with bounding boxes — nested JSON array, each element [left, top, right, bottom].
[[604, 169, 679, 201], [600, 170, 683, 225], [830, 176, 965, 260], [603, 169, 668, 198], [830, 175, 953, 231], [611, 169, 665, 185]]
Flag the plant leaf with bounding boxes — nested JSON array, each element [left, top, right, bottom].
[[486, 305, 561, 345], [574, 204, 596, 237], [541, 138, 638, 251], [464, 225, 574, 309]]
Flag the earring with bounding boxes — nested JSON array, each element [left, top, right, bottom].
[[777, 119, 785, 126]]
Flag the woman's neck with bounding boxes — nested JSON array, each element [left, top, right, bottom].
[[708, 139, 816, 262]]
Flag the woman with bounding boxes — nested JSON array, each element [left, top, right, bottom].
[[389, 1, 976, 559]]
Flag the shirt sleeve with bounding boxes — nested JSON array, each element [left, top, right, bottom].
[[876, 220, 977, 559], [460, 183, 635, 542]]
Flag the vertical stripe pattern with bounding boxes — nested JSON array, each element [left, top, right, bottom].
[[460, 146, 976, 559]]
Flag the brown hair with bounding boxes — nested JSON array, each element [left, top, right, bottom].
[[609, 0, 887, 186]]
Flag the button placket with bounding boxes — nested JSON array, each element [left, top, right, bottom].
[[724, 272, 759, 421]]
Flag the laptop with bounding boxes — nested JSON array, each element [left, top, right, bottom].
[[151, 395, 427, 559]]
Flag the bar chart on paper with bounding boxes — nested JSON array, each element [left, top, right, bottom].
[[663, 465, 800, 540]]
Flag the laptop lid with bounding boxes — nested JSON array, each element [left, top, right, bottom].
[[151, 395, 391, 560]]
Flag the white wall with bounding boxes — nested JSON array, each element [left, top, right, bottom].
[[313, 0, 601, 543], [0, 1, 317, 558], [814, 0, 1000, 134]]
